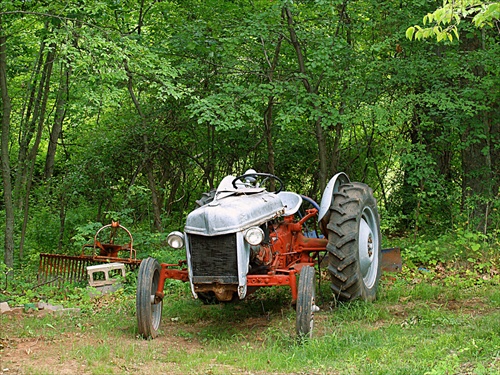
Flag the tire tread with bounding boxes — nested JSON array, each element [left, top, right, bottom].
[[326, 182, 381, 302]]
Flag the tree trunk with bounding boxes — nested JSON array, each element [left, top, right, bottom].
[[283, 5, 328, 192], [58, 194, 66, 251], [125, 61, 163, 231], [459, 33, 495, 232], [261, 34, 282, 187], [45, 63, 69, 179], [146, 159, 163, 232], [18, 44, 56, 258], [13, 33, 47, 206], [400, 112, 420, 229], [205, 123, 216, 189], [165, 171, 181, 216], [461, 117, 493, 231], [264, 97, 276, 177], [489, 104, 500, 198], [0, 19, 15, 269]]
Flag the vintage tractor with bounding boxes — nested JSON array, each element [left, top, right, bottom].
[[136, 170, 383, 338]]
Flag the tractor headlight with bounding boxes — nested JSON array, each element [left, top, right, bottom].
[[244, 227, 264, 246], [167, 231, 185, 249]]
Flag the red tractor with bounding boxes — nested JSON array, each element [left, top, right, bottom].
[[136, 170, 382, 338]]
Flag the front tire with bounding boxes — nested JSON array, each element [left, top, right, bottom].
[[296, 266, 317, 338], [326, 182, 381, 302], [136, 257, 163, 339]]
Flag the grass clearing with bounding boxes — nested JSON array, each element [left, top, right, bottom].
[[1, 266, 499, 375]]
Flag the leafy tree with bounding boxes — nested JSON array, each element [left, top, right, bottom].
[[1, 0, 499, 273], [407, 0, 500, 41], [0, 12, 14, 269]]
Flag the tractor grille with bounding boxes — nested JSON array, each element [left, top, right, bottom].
[[188, 233, 238, 283]]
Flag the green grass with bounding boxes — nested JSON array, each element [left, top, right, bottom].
[[1, 266, 499, 375]]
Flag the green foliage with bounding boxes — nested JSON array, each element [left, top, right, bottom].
[[1, 0, 500, 279], [71, 222, 104, 249], [1, 273, 92, 308], [407, 1, 500, 41], [396, 227, 499, 268]]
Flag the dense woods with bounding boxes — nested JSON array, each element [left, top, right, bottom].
[[1, 0, 499, 271]]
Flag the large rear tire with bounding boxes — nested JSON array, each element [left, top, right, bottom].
[[296, 266, 317, 338], [326, 182, 381, 302], [136, 257, 163, 338]]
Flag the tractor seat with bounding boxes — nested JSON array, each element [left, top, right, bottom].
[[277, 192, 303, 216]]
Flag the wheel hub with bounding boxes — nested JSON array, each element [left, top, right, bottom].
[[358, 210, 378, 289]]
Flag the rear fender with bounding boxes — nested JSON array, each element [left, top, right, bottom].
[[318, 172, 350, 223]]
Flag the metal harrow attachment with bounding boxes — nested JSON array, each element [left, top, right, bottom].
[[38, 222, 141, 286]]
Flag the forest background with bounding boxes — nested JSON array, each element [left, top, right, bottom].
[[1, 0, 499, 274]]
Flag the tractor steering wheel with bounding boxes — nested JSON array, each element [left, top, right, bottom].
[[231, 172, 284, 194]]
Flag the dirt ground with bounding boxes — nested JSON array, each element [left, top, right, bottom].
[[1, 335, 86, 375], [0, 306, 297, 375], [1, 280, 497, 375], [0, 329, 197, 375]]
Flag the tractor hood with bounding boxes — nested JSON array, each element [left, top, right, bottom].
[[184, 191, 285, 236]]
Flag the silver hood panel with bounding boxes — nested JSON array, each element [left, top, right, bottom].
[[185, 192, 285, 236]]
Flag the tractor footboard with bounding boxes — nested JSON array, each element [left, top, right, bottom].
[[160, 264, 189, 282], [247, 271, 298, 302]]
